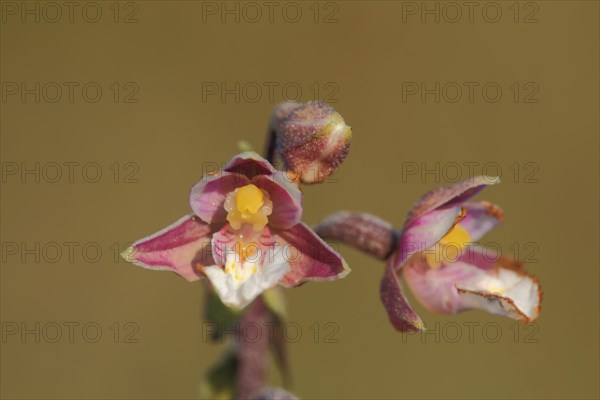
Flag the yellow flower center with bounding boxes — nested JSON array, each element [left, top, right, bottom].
[[225, 184, 273, 232], [236, 184, 264, 215], [425, 224, 472, 269]]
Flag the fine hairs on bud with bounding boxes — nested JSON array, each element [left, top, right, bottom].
[[275, 101, 352, 184]]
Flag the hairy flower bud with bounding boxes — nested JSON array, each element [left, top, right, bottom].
[[268, 101, 301, 134], [276, 101, 352, 184]]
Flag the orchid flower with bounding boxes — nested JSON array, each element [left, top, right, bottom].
[[316, 176, 542, 332], [122, 151, 349, 309]]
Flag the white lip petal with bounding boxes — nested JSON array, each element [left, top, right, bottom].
[[204, 261, 290, 309], [456, 267, 541, 322], [404, 249, 542, 322]]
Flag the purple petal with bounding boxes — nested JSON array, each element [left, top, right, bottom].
[[275, 222, 350, 287], [121, 214, 214, 281], [459, 201, 504, 241], [406, 176, 500, 224], [190, 171, 250, 224], [251, 172, 302, 230], [455, 245, 499, 271], [380, 257, 424, 333], [224, 151, 276, 179], [395, 206, 463, 269]]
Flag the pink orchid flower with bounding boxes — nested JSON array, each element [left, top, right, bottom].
[[381, 176, 542, 331], [316, 176, 542, 332], [122, 151, 349, 308]]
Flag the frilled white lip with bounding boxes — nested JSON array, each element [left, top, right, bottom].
[[403, 253, 542, 323], [203, 245, 291, 308], [455, 265, 541, 322]]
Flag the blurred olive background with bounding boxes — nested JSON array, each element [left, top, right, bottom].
[[1, 1, 598, 399]]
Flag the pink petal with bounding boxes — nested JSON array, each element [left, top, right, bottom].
[[395, 206, 463, 269], [460, 201, 504, 241], [121, 214, 214, 281], [455, 245, 499, 271], [275, 222, 350, 287], [189, 171, 250, 224], [406, 176, 500, 224], [224, 151, 276, 178], [380, 257, 425, 332], [210, 224, 275, 266], [251, 172, 302, 230], [403, 253, 542, 322]]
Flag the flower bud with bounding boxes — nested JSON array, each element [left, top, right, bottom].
[[268, 101, 301, 134], [276, 101, 352, 184]]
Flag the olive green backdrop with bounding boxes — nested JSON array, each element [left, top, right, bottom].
[[1, 1, 598, 399]]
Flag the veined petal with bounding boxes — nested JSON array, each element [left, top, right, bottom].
[[252, 172, 302, 230], [380, 257, 424, 333], [275, 222, 350, 287], [121, 214, 214, 281], [211, 225, 275, 266], [406, 176, 500, 224], [460, 201, 504, 241], [403, 250, 542, 322], [396, 206, 464, 269], [224, 151, 276, 178], [190, 171, 250, 224]]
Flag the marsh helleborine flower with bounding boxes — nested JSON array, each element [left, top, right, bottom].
[[317, 176, 542, 332], [274, 101, 352, 184], [122, 151, 349, 308]]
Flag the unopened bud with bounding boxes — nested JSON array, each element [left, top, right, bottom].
[[276, 101, 352, 184], [268, 101, 301, 134]]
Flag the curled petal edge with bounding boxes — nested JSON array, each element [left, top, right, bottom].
[[406, 176, 500, 224]]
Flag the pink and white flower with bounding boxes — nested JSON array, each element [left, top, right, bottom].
[[122, 151, 349, 308], [381, 176, 542, 331], [315, 176, 542, 332]]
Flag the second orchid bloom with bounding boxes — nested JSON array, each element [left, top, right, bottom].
[[316, 176, 542, 332]]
